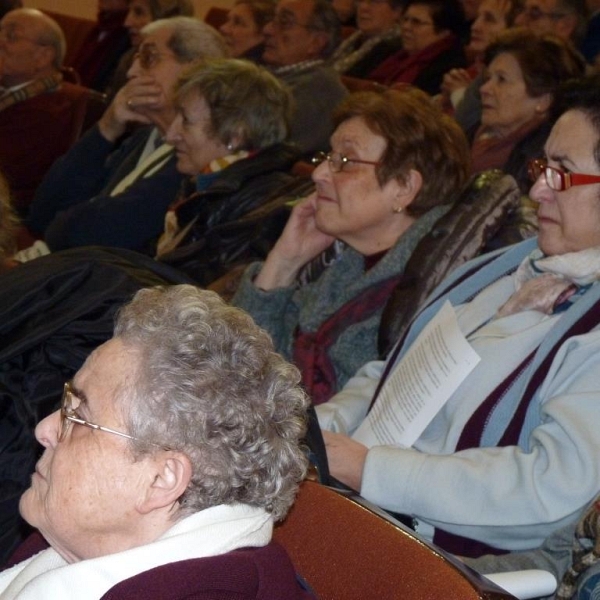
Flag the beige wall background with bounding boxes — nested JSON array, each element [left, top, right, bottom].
[[23, 0, 232, 21]]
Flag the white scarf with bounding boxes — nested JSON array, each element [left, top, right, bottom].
[[497, 246, 600, 317], [0, 504, 272, 600]]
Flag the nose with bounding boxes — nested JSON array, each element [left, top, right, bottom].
[[529, 174, 551, 204], [35, 410, 61, 450], [479, 77, 492, 96], [165, 113, 182, 144], [311, 157, 331, 184], [127, 53, 142, 79], [263, 20, 275, 35], [124, 10, 135, 28], [514, 10, 527, 25]]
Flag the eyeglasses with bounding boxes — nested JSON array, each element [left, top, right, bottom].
[[0, 25, 48, 45], [402, 15, 434, 27], [312, 151, 380, 173], [270, 12, 316, 30], [59, 381, 167, 448], [528, 158, 600, 191], [133, 46, 175, 70], [519, 7, 567, 20]]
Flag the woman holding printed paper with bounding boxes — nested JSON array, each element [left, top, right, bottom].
[[317, 75, 600, 559]]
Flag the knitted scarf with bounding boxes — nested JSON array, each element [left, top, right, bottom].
[[156, 150, 250, 257], [331, 27, 401, 74], [0, 73, 62, 114], [555, 499, 600, 600]]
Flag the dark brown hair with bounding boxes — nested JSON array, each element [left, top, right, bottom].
[[333, 87, 470, 216]]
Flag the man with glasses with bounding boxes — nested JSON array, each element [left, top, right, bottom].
[[25, 17, 226, 257], [0, 8, 84, 214], [262, 0, 347, 156], [515, 0, 588, 44]]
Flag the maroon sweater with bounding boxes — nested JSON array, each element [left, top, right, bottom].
[[4, 532, 315, 600]]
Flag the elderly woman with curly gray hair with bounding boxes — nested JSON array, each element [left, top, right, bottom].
[[0, 285, 312, 600]]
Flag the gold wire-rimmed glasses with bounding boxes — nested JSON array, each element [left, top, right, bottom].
[[312, 151, 381, 173], [59, 381, 168, 449]]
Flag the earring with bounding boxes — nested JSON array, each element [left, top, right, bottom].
[[392, 206, 403, 214], [227, 143, 234, 152]]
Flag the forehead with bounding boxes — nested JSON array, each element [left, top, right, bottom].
[[489, 51, 523, 74], [479, 0, 506, 14], [332, 116, 383, 147], [405, 3, 433, 17], [232, 3, 255, 19], [75, 338, 136, 413], [140, 25, 173, 50], [546, 110, 598, 167], [2, 12, 41, 33], [525, 0, 557, 10], [276, 0, 315, 19]]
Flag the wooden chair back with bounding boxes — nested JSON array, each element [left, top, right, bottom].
[[274, 480, 517, 600]]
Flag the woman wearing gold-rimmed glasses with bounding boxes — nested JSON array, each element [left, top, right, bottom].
[[233, 87, 470, 405], [9, 285, 311, 599]]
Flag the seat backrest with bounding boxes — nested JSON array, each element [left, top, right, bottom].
[[42, 10, 96, 67], [341, 75, 388, 94], [273, 480, 517, 600], [61, 84, 108, 148]]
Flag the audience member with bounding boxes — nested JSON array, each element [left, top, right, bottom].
[[156, 58, 303, 286], [316, 74, 600, 559], [27, 18, 226, 256], [108, 0, 195, 97], [440, 0, 523, 117], [232, 89, 469, 404], [329, 0, 403, 78], [332, 0, 357, 25], [69, 0, 131, 92], [367, 0, 468, 94], [514, 0, 588, 43], [262, 0, 348, 156], [220, 0, 275, 61], [0, 9, 91, 214], [455, 0, 586, 134], [470, 29, 585, 192], [0, 284, 312, 599]]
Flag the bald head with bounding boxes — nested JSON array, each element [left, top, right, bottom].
[[0, 8, 66, 86]]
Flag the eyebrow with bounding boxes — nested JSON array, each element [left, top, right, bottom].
[[69, 381, 90, 406], [546, 152, 576, 169]]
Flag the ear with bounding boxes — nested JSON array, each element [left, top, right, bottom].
[[535, 93, 552, 116], [555, 14, 577, 41], [307, 31, 330, 59], [33, 45, 56, 72], [136, 453, 193, 515], [391, 168, 423, 211]]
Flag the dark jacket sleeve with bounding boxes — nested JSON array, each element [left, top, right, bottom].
[[27, 125, 120, 234], [43, 154, 182, 254]]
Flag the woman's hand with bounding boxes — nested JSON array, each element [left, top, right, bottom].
[[441, 68, 473, 96], [254, 193, 335, 290], [98, 76, 164, 142], [322, 430, 368, 492]]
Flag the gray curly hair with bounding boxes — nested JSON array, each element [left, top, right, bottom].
[[114, 285, 309, 522]]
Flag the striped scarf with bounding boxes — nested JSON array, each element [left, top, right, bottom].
[[0, 73, 62, 113]]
